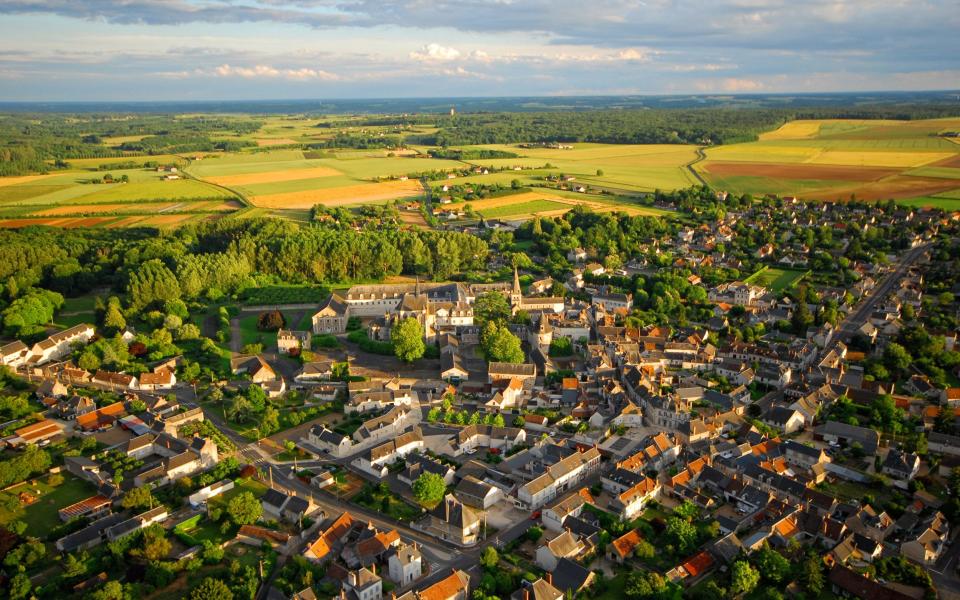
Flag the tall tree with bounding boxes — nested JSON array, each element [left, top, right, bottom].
[[393, 318, 426, 363]]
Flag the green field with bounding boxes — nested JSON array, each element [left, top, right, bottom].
[[898, 196, 960, 210], [745, 267, 808, 292], [0, 474, 97, 538], [477, 199, 568, 218]]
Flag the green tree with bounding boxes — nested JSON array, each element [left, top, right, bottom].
[[226, 491, 262, 525], [412, 472, 446, 509], [481, 322, 524, 363], [753, 544, 791, 584], [730, 561, 760, 596], [127, 259, 181, 311], [103, 297, 126, 333], [800, 554, 825, 595], [665, 516, 698, 553], [393, 318, 426, 362], [191, 577, 234, 600], [142, 525, 171, 561], [474, 292, 512, 326], [260, 405, 280, 436], [121, 485, 155, 511], [883, 342, 912, 376], [9, 572, 31, 600], [480, 546, 499, 570]]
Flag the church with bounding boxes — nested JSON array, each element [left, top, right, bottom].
[[311, 269, 565, 342]]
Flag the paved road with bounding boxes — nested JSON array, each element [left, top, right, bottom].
[[821, 242, 929, 358]]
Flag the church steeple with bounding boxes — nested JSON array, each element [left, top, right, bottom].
[[511, 266, 522, 308]]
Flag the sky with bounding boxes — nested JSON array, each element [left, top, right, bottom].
[[0, 0, 958, 101]]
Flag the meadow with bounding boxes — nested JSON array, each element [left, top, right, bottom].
[[745, 267, 808, 293]]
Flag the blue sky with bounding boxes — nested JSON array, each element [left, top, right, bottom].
[[0, 0, 958, 101]]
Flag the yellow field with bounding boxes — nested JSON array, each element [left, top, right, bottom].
[[255, 138, 299, 147], [34, 202, 180, 216], [205, 166, 342, 187], [806, 150, 952, 168], [251, 179, 423, 208], [463, 191, 564, 209], [760, 121, 822, 140], [0, 174, 57, 187]]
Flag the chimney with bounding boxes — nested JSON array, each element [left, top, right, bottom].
[[371, 564, 376, 575], [445, 496, 450, 522], [524, 590, 530, 600], [546, 572, 552, 585]]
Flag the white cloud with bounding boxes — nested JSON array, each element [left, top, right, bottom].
[[409, 43, 461, 61], [212, 63, 338, 80]]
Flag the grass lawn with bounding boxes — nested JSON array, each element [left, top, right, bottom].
[[745, 267, 808, 293], [53, 295, 97, 328], [596, 573, 628, 600], [240, 284, 328, 306], [238, 314, 276, 347], [209, 477, 269, 509], [0, 474, 97, 538], [355, 486, 421, 522]]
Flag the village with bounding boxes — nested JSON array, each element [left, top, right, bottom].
[[0, 194, 959, 600]]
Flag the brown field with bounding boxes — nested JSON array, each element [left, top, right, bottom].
[[205, 166, 342, 187], [935, 154, 960, 168], [255, 138, 299, 147], [823, 176, 960, 201], [702, 162, 899, 182], [251, 179, 423, 209], [137, 214, 195, 227], [104, 216, 147, 228], [33, 202, 179, 216], [63, 217, 114, 228], [0, 174, 56, 187], [0, 218, 60, 228]]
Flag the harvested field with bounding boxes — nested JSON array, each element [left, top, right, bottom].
[[251, 179, 423, 208], [63, 217, 115, 228], [760, 121, 822, 140], [933, 154, 960, 168], [105, 216, 147, 228], [138, 214, 195, 227], [828, 176, 960, 201], [255, 138, 299, 147], [0, 184, 74, 203], [205, 166, 341, 187], [34, 202, 179, 216], [701, 162, 898, 182], [0, 174, 56, 187], [0, 218, 61, 228]]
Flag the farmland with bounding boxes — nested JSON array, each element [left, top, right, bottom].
[[0, 161, 244, 228], [695, 118, 960, 202], [2, 113, 960, 231]]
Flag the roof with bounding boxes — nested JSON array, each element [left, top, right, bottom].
[[14, 419, 62, 442], [681, 550, 714, 578], [306, 511, 355, 561], [827, 565, 917, 600], [610, 528, 643, 558], [488, 362, 536, 377], [418, 569, 470, 600]]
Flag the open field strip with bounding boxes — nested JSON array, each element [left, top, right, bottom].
[[904, 166, 960, 179], [745, 267, 807, 292], [898, 197, 960, 210], [0, 174, 59, 187], [250, 178, 424, 208], [255, 137, 299, 147], [204, 166, 342, 186]]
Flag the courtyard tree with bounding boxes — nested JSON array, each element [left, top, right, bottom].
[[412, 472, 446, 509], [393, 318, 426, 362]]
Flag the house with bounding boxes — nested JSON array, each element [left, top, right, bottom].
[[75, 401, 126, 431], [396, 569, 470, 600], [488, 362, 536, 387], [511, 578, 564, 600], [419, 494, 481, 546], [138, 368, 176, 391], [763, 406, 805, 434], [230, 355, 276, 383], [815, 421, 880, 455], [29, 323, 95, 365], [518, 447, 602, 509], [304, 512, 356, 562], [305, 425, 353, 457], [296, 361, 334, 382], [312, 294, 350, 334], [455, 475, 502, 510], [0, 340, 29, 367], [36, 379, 68, 399], [608, 528, 643, 564], [783, 440, 829, 469], [899, 511, 949, 565], [278, 329, 311, 354], [261, 488, 313, 524], [56, 513, 127, 553], [92, 371, 138, 390], [535, 529, 592, 571], [881, 449, 921, 482], [387, 542, 423, 586], [548, 558, 594, 595], [352, 428, 424, 478], [542, 488, 592, 532], [608, 477, 660, 520], [440, 351, 469, 382], [342, 567, 382, 600], [827, 565, 917, 600], [399, 454, 456, 487]]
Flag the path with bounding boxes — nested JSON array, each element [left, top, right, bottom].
[[229, 317, 242, 353], [685, 147, 709, 186]]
